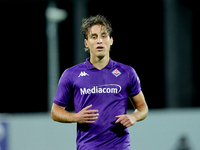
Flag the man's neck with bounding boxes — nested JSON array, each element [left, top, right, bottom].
[[90, 55, 110, 70]]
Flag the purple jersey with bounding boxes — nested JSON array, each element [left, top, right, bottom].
[[54, 58, 141, 150]]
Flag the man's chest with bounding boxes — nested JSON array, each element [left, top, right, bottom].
[[73, 69, 129, 94]]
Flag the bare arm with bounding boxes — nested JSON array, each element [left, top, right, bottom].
[[51, 103, 99, 124], [129, 91, 148, 121], [115, 91, 148, 127]]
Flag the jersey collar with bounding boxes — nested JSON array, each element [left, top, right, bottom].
[[85, 58, 113, 70]]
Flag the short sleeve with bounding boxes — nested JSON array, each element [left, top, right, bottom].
[[128, 68, 141, 97], [53, 70, 73, 107]]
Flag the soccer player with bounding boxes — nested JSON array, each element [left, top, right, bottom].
[[51, 15, 148, 150]]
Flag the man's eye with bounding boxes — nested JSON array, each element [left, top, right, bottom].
[[102, 35, 107, 38], [92, 36, 97, 39]]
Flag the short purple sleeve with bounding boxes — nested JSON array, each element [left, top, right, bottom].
[[128, 68, 141, 97], [53, 70, 73, 107]]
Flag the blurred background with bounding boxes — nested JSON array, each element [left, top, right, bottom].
[[0, 0, 199, 149]]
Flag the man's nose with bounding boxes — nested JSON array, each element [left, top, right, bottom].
[[97, 38, 103, 44]]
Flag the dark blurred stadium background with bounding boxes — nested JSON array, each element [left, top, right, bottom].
[[1, 0, 200, 150], [1, 0, 199, 112]]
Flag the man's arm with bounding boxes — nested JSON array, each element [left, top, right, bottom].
[[51, 103, 99, 124], [115, 91, 148, 128]]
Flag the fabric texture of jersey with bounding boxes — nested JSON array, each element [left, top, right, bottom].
[[54, 58, 141, 150]]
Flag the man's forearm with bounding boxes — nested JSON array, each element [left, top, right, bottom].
[[130, 91, 148, 122], [51, 103, 99, 124], [51, 103, 76, 123], [132, 102, 148, 122]]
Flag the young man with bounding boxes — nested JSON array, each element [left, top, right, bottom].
[[51, 15, 148, 150]]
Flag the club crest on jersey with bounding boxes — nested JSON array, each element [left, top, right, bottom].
[[112, 69, 121, 77]]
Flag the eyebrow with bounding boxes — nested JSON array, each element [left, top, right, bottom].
[[90, 32, 108, 36]]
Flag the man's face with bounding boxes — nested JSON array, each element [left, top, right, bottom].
[[85, 25, 113, 59]]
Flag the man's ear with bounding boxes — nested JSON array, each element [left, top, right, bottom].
[[110, 37, 113, 46], [84, 39, 88, 47]]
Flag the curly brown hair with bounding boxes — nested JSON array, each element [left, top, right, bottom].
[[80, 15, 113, 40]]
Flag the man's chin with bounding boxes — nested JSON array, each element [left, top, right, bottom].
[[97, 55, 105, 60]]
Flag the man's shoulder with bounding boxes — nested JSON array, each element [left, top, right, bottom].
[[111, 60, 138, 79], [112, 60, 134, 71], [62, 62, 87, 77]]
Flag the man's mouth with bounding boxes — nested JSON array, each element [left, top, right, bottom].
[[96, 46, 104, 50]]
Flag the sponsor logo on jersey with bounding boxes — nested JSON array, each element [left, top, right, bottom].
[[78, 71, 89, 77], [80, 84, 122, 95], [112, 69, 121, 77]]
